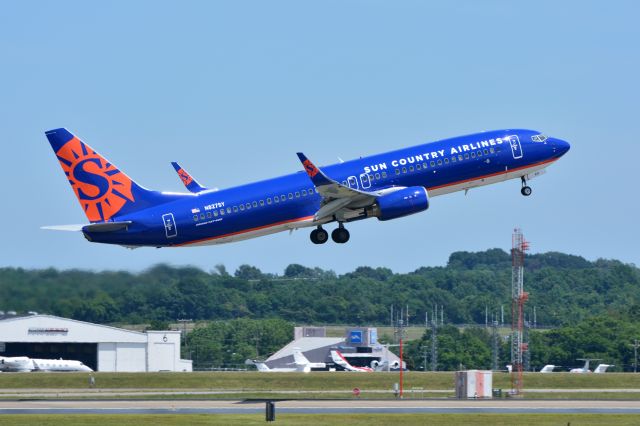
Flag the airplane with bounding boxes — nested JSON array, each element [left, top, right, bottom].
[[593, 364, 614, 373], [43, 128, 570, 246], [539, 364, 559, 373], [569, 358, 601, 373], [330, 350, 374, 372], [0, 356, 93, 372], [251, 348, 325, 372]]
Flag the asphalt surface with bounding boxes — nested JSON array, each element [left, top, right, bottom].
[[2, 399, 640, 415]]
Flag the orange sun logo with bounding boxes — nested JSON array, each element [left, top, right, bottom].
[[56, 137, 134, 222], [177, 168, 194, 186]]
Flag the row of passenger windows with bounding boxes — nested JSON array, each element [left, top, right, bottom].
[[193, 187, 318, 221], [393, 147, 496, 175]]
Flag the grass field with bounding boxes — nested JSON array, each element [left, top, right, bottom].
[[0, 414, 638, 426], [1, 371, 639, 391]]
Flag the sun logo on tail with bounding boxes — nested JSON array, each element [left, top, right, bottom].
[[177, 168, 194, 186], [56, 137, 134, 222]]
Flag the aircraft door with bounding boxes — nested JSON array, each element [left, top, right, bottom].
[[360, 173, 371, 189], [508, 135, 523, 159], [162, 213, 178, 238], [347, 176, 358, 189]]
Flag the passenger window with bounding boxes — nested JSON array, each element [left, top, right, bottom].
[[458, 155, 463, 161], [240, 204, 245, 211], [437, 160, 442, 166], [193, 215, 198, 221], [382, 171, 387, 178], [464, 153, 469, 159], [451, 156, 456, 162], [288, 193, 293, 199], [260, 200, 265, 206], [430, 161, 435, 167], [281, 195, 286, 201], [220, 209, 225, 216], [309, 188, 314, 194], [301, 190, 307, 196], [490, 147, 495, 153], [207, 212, 212, 218], [375, 173, 381, 179], [252, 201, 258, 207], [444, 158, 449, 164], [233, 206, 238, 213], [423, 163, 428, 169], [214, 210, 219, 217], [483, 149, 489, 155], [471, 152, 476, 158], [416, 164, 421, 170], [295, 191, 300, 198], [395, 169, 400, 175], [226, 207, 231, 214], [274, 197, 279, 203], [246, 203, 251, 209], [409, 166, 414, 172], [200, 213, 205, 219], [477, 151, 482, 157], [267, 197, 272, 204], [402, 167, 407, 173]]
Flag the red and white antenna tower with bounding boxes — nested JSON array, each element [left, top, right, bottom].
[[511, 228, 529, 395]]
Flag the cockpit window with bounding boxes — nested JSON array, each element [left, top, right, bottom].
[[531, 134, 547, 142]]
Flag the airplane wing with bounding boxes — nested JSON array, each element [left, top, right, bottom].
[[171, 162, 212, 193], [296, 153, 382, 221]]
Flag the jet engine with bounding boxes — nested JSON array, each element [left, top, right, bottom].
[[366, 187, 429, 221]]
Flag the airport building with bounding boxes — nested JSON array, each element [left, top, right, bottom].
[[0, 314, 192, 372], [264, 326, 403, 370]]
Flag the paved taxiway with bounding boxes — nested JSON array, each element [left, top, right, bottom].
[[2, 399, 640, 415]]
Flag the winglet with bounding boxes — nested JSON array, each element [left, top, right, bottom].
[[171, 162, 209, 193], [296, 153, 334, 186]]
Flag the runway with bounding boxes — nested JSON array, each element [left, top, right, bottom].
[[2, 399, 640, 415]]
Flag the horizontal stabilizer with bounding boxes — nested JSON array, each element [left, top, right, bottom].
[[83, 221, 133, 232], [41, 224, 86, 232]]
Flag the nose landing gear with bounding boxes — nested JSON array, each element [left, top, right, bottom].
[[520, 176, 532, 196]]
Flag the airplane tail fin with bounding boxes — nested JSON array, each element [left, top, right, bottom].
[[292, 349, 310, 366], [45, 128, 178, 223]]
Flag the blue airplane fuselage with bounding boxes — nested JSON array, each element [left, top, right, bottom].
[[77, 128, 569, 247]]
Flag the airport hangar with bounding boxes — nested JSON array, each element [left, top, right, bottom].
[[0, 314, 192, 372], [264, 326, 403, 370]]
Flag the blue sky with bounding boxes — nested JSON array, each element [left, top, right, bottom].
[[1, 1, 638, 274]]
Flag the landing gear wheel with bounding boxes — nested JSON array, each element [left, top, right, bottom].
[[310, 227, 328, 244], [331, 226, 350, 244], [520, 176, 532, 196]]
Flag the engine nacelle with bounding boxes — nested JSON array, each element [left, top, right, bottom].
[[367, 187, 429, 221]]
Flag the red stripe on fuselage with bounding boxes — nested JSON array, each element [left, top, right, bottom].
[[177, 215, 315, 247], [427, 157, 558, 191]]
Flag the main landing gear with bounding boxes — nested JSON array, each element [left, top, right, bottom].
[[310, 224, 350, 244], [520, 176, 532, 197]]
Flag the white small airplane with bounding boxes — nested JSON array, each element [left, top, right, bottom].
[[569, 358, 601, 373], [330, 350, 373, 372], [0, 356, 93, 372], [252, 349, 325, 372], [594, 364, 614, 373], [539, 364, 559, 373]]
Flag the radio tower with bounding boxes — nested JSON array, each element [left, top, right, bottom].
[[510, 228, 529, 395]]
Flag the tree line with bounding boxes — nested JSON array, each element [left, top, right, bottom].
[[0, 249, 638, 327]]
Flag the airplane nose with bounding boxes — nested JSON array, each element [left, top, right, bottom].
[[550, 137, 570, 157]]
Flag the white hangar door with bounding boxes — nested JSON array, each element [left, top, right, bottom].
[[152, 342, 175, 371]]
